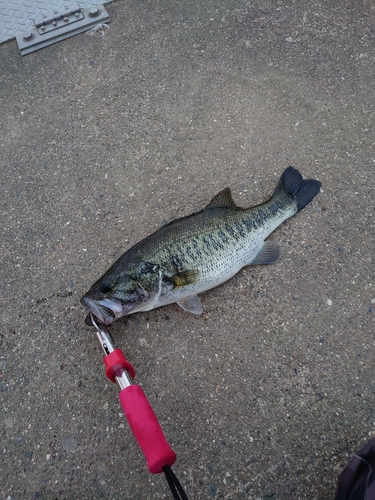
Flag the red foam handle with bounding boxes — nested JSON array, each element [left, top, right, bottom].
[[119, 385, 176, 474]]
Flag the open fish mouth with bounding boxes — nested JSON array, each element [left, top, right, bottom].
[[82, 296, 123, 325]]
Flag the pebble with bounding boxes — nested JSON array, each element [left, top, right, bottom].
[[210, 484, 217, 497]]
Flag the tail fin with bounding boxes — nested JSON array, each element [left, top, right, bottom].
[[273, 166, 321, 212]]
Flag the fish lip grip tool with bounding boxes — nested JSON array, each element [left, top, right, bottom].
[[90, 313, 176, 473], [90, 314, 188, 499]]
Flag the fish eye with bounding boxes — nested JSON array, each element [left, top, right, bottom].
[[99, 282, 112, 294]]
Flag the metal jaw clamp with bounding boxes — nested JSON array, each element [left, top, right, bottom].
[[90, 313, 134, 389]]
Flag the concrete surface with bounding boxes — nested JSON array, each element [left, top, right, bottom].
[[1, 1, 374, 499]]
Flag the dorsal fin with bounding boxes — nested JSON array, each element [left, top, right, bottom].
[[204, 188, 240, 210], [160, 188, 242, 230]]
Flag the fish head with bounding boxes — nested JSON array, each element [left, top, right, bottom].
[[81, 261, 160, 325]]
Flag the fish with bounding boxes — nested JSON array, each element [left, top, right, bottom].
[[81, 166, 321, 325]]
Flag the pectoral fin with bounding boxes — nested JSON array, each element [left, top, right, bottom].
[[167, 269, 200, 288], [249, 241, 281, 265], [177, 295, 203, 315]]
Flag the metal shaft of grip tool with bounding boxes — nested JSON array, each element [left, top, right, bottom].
[[90, 313, 133, 389]]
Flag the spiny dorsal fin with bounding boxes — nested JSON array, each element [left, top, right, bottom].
[[205, 188, 240, 210]]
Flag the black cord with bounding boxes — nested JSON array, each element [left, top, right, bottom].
[[162, 465, 189, 500]]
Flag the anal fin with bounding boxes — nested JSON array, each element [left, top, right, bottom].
[[250, 241, 281, 265], [177, 295, 203, 315]]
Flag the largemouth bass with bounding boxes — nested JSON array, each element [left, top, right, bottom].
[[82, 167, 321, 325]]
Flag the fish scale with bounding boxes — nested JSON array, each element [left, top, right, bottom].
[[155, 200, 294, 303], [82, 167, 321, 325]]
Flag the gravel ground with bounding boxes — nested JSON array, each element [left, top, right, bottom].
[[1, 1, 374, 499]]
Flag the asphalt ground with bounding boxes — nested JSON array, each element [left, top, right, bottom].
[[1, 1, 374, 499]]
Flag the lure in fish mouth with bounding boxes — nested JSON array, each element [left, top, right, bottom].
[[81, 166, 321, 326]]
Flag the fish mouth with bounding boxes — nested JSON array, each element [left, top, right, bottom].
[[81, 296, 123, 325]]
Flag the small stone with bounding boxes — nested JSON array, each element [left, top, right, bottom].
[[327, 299, 333, 306], [210, 484, 217, 497]]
